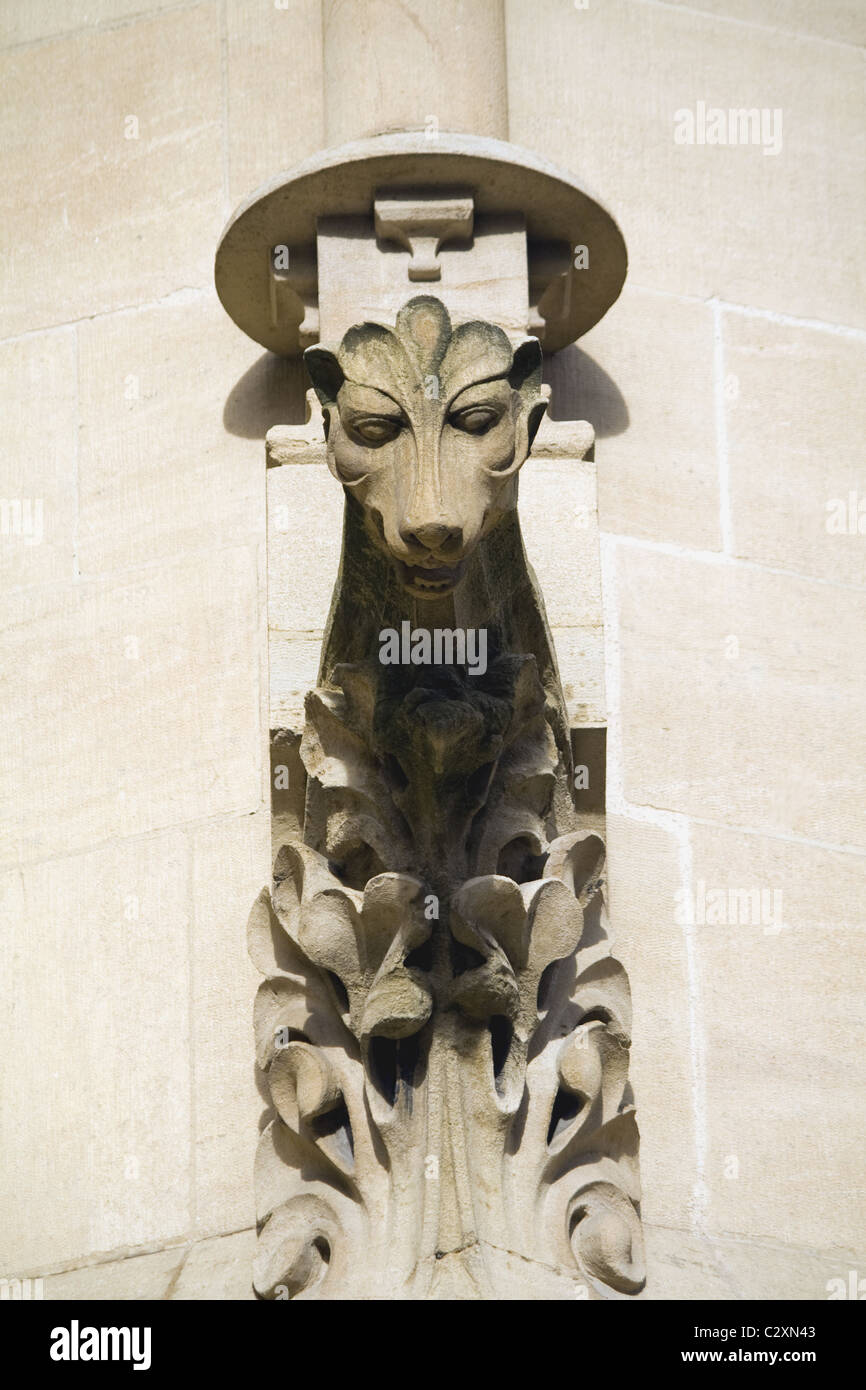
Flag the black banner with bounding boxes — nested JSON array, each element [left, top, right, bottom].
[[7, 1298, 862, 1376]]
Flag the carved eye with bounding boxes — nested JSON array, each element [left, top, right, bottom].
[[448, 406, 500, 435], [350, 416, 403, 445]]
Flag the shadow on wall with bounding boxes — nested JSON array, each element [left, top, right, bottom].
[[223, 352, 311, 436], [543, 344, 629, 435]]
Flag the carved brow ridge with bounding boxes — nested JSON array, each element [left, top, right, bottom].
[[340, 369, 515, 414]]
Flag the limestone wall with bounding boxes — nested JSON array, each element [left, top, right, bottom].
[[505, 0, 866, 1297], [1, 0, 863, 1298]]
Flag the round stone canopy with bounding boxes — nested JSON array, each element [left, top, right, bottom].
[[215, 131, 628, 355]]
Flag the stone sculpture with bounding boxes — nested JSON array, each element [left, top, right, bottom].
[[248, 295, 644, 1299]]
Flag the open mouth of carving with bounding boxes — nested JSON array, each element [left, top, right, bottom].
[[397, 561, 464, 597]]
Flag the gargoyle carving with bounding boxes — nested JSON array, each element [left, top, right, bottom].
[[249, 296, 644, 1299]]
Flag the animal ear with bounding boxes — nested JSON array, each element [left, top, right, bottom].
[[509, 338, 547, 447], [304, 346, 344, 407], [508, 337, 543, 394], [525, 395, 548, 448]]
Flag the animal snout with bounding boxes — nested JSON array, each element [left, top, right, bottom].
[[398, 519, 464, 558]]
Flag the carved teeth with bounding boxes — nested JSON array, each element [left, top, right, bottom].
[[406, 565, 457, 593], [396, 555, 466, 595]]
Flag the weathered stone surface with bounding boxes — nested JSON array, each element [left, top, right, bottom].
[[40, 1223, 863, 1301], [191, 814, 271, 1236], [724, 312, 866, 585], [506, 0, 865, 327], [615, 543, 866, 846], [642, 1226, 736, 1301], [711, 1235, 866, 1302], [691, 821, 866, 940], [665, 0, 866, 48], [267, 463, 343, 634], [42, 1245, 186, 1301], [0, 835, 190, 1274], [643, 1224, 866, 1301], [316, 210, 530, 345], [38, 1229, 259, 1300], [0, 1, 180, 47], [520, 458, 603, 629], [690, 823, 866, 1251], [77, 294, 266, 576], [227, 0, 325, 203], [270, 633, 326, 733], [0, 5, 223, 338], [557, 286, 720, 550], [0, 329, 78, 590], [605, 815, 696, 1232], [169, 1228, 257, 1300], [0, 547, 263, 869], [322, 0, 508, 145], [550, 628, 606, 727]]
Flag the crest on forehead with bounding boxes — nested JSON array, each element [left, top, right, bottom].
[[305, 295, 544, 415]]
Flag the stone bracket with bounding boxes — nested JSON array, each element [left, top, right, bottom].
[[373, 187, 474, 282], [215, 133, 627, 356], [268, 244, 319, 350]]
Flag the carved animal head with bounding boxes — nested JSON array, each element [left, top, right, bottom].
[[305, 297, 548, 600]]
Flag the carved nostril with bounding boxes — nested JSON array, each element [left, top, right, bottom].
[[402, 521, 463, 554]]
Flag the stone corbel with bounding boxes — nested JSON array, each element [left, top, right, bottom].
[[216, 131, 640, 1301], [373, 188, 474, 282], [216, 133, 628, 356], [268, 244, 319, 351]]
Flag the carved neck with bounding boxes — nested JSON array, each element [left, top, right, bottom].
[[320, 490, 565, 706]]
